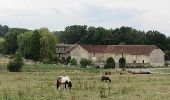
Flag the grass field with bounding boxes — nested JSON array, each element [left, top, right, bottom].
[[0, 64, 170, 100]]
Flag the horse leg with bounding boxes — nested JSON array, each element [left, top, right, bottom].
[[57, 83, 60, 90], [65, 83, 67, 88]]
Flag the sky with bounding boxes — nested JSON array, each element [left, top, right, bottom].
[[0, 0, 170, 36]]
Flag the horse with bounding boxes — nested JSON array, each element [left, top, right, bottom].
[[101, 76, 111, 82], [56, 76, 72, 90]]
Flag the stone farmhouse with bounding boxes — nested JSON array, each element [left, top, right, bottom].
[[56, 44, 165, 67]]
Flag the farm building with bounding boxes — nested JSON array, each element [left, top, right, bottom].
[[56, 44, 165, 67]]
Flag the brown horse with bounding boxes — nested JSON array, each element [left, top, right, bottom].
[[56, 76, 72, 90]]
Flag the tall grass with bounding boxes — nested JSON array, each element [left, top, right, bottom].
[[0, 64, 170, 99]]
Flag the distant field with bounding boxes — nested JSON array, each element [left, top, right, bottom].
[[0, 64, 170, 100]]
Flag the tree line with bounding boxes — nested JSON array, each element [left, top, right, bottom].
[[0, 24, 170, 61]]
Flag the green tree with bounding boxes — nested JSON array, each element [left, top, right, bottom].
[[30, 30, 40, 61], [0, 25, 9, 37], [3, 28, 28, 55], [39, 28, 57, 62], [165, 50, 170, 60], [7, 51, 24, 72], [0, 38, 5, 54], [17, 31, 32, 59], [70, 58, 77, 66], [145, 31, 166, 50], [80, 58, 92, 68], [104, 57, 115, 69], [119, 57, 126, 68], [60, 25, 87, 44], [166, 37, 170, 50]]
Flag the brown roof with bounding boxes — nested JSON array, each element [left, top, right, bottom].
[[56, 44, 77, 54], [80, 45, 159, 55]]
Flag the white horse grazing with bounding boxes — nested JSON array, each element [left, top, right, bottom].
[[56, 76, 72, 90]]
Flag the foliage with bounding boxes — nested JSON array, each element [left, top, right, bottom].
[[59, 25, 87, 44], [145, 31, 167, 50], [7, 52, 24, 72], [30, 30, 40, 61], [0, 38, 5, 54], [17, 31, 32, 59], [17, 28, 57, 62], [3, 28, 29, 55], [70, 58, 77, 66], [80, 58, 92, 68], [104, 57, 115, 69], [58, 25, 170, 52], [66, 56, 71, 64], [165, 50, 170, 60], [40, 29, 57, 60], [42, 58, 51, 64], [0, 25, 9, 37], [166, 37, 170, 50], [119, 57, 126, 68]]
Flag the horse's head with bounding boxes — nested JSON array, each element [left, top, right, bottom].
[[68, 81, 72, 90]]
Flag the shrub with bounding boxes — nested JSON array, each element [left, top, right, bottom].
[[119, 57, 126, 68], [94, 66, 100, 69], [7, 52, 24, 72], [70, 58, 77, 66], [66, 56, 71, 64], [42, 58, 51, 64], [104, 57, 115, 69], [80, 58, 92, 68]]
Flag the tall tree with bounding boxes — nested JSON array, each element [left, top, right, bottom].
[[166, 37, 170, 50], [145, 31, 166, 50], [0, 25, 9, 37], [17, 31, 32, 59], [60, 25, 87, 44], [30, 30, 40, 61], [3, 28, 28, 55], [40, 29, 57, 60]]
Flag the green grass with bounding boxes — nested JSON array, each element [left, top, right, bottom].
[[0, 64, 170, 100]]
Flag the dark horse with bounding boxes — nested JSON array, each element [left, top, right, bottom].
[[56, 76, 72, 90], [101, 76, 111, 82]]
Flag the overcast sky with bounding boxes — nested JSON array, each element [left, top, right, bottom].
[[0, 0, 170, 36]]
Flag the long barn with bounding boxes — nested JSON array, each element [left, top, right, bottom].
[[56, 44, 165, 67]]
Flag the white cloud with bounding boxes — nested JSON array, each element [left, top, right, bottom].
[[0, 0, 170, 36]]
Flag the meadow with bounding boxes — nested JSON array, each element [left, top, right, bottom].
[[0, 64, 170, 100]]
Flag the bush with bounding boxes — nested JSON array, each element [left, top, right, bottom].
[[80, 58, 92, 68], [70, 58, 77, 66], [94, 66, 100, 69], [119, 57, 126, 68], [42, 58, 51, 64], [104, 57, 115, 69], [7, 52, 24, 72], [66, 56, 71, 64]]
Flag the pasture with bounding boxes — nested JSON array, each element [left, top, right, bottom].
[[0, 64, 170, 100]]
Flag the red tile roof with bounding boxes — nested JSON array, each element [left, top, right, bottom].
[[80, 45, 159, 55]]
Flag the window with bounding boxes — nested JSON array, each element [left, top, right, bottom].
[[143, 60, 144, 63], [133, 61, 136, 63]]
